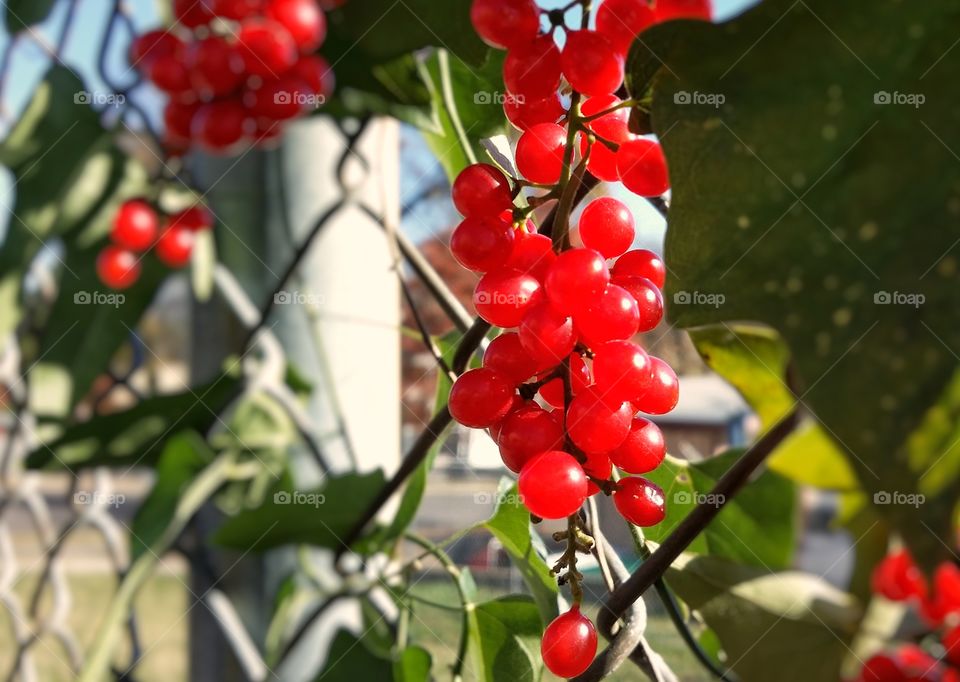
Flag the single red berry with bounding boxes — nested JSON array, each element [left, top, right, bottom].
[[539, 353, 591, 408], [609, 417, 665, 473], [518, 451, 588, 519], [635, 356, 679, 414], [614, 476, 666, 526], [504, 93, 565, 131], [579, 95, 632, 181], [174, 0, 214, 27], [575, 283, 641, 348], [451, 215, 515, 272], [265, 0, 327, 53], [483, 332, 544, 385], [169, 206, 214, 232], [655, 0, 712, 22], [210, 0, 263, 20], [111, 200, 158, 251], [474, 268, 542, 327], [470, 0, 540, 50], [614, 275, 664, 331], [541, 607, 598, 678], [519, 302, 575, 366], [97, 246, 141, 290], [596, 0, 657, 54], [544, 248, 610, 314], [561, 30, 624, 97], [288, 55, 335, 99], [593, 340, 650, 404], [164, 100, 200, 145], [498, 405, 564, 472], [193, 99, 250, 153], [505, 231, 556, 282], [612, 248, 666, 288], [578, 197, 635, 258], [920, 562, 960, 626], [237, 19, 298, 77], [582, 449, 613, 495], [503, 35, 562, 100], [155, 226, 195, 268], [186, 36, 245, 99], [516, 122, 567, 184], [129, 30, 183, 71], [451, 163, 513, 217], [617, 138, 669, 197], [567, 388, 633, 453], [145, 53, 192, 95], [449, 368, 516, 428]]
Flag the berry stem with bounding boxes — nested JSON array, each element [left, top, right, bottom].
[[576, 98, 638, 124]]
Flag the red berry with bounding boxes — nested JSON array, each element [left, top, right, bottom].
[[186, 36, 245, 99], [483, 332, 543, 385], [451, 163, 513, 217], [289, 55, 335, 99], [614, 476, 666, 526], [617, 138, 669, 197], [265, 0, 327, 53], [579, 95, 632, 181], [111, 200, 158, 251], [210, 0, 263, 20], [490, 395, 523, 443], [237, 19, 298, 77], [474, 268, 542, 327], [164, 100, 199, 145], [561, 30, 624, 97], [519, 302, 575, 366], [451, 215, 515, 272], [518, 451, 588, 519], [596, 0, 657, 54], [593, 340, 650, 404], [169, 206, 214, 232], [145, 53, 191, 95], [575, 283, 640, 348], [609, 417, 665, 473], [920, 562, 960, 626], [613, 248, 666, 288], [97, 246, 141, 290], [578, 197, 635, 258], [498, 405, 564, 472], [193, 99, 250, 153], [516, 122, 567, 184], [505, 231, 556, 281], [155, 226, 195, 268], [470, 0, 540, 49], [129, 30, 183, 71], [244, 75, 311, 120], [174, 0, 214, 27], [859, 645, 941, 682], [655, 0, 712, 22], [449, 368, 516, 428], [503, 35, 562, 100], [504, 93, 565, 131], [614, 276, 663, 331], [635, 356, 679, 414], [544, 248, 610, 314], [541, 607, 598, 678], [539, 353, 591, 408], [567, 388, 633, 453], [944, 624, 960, 668]]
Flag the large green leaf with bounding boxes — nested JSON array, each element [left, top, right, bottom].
[[644, 450, 796, 569], [467, 595, 542, 682], [635, 0, 960, 563]]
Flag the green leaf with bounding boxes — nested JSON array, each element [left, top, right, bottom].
[[25, 369, 243, 471], [4, 0, 56, 32], [644, 450, 796, 569], [467, 595, 542, 682], [767, 421, 859, 491], [667, 553, 862, 682], [213, 470, 387, 551], [393, 646, 432, 682], [637, 0, 960, 564], [314, 630, 392, 681]]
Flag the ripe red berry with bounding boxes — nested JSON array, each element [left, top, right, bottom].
[[579, 95, 632, 181], [451, 163, 513, 217], [169, 206, 214, 232], [503, 35, 562, 100], [541, 607, 598, 678], [635, 356, 679, 414], [596, 0, 657, 54], [451, 216, 515, 272], [504, 93, 565, 131], [186, 36, 245, 99], [609, 417, 665, 474], [265, 0, 327, 53], [575, 283, 640, 348], [561, 30, 624, 97], [164, 100, 199, 145], [483, 332, 544, 385], [612, 248, 667, 288], [237, 19, 298, 77], [245, 76, 312, 120], [614, 476, 666, 526], [111, 200, 158, 251], [470, 0, 540, 49], [593, 340, 650, 404], [145, 53, 192, 95], [505, 231, 556, 282], [544, 248, 610, 314], [155, 226, 195, 268], [193, 99, 250, 153], [860, 645, 941, 682], [539, 353, 591, 408], [567, 389, 633, 453], [518, 451, 588, 519], [474, 269, 542, 327], [578, 197, 635, 258], [873, 549, 922, 599], [129, 30, 183, 70], [655, 0, 712, 22], [519, 302, 575, 366], [516, 122, 567, 184], [449, 368, 516, 428], [614, 276, 663, 331], [210, 0, 263, 20], [174, 0, 214, 27], [617, 138, 669, 197], [920, 562, 960, 626], [97, 246, 141, 290], [498, 405, 564, 472]]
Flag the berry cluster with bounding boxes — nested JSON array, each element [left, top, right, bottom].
[[97, 199, 213, 289], [129, 0, 334, 155], [858, 550, 960, 681]]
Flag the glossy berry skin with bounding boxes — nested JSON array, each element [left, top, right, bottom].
[[452, 163, 513, 217], [518, 451, 588, 519], [609, 417, 665, 474], [516, 122, 567, 184], [97, 246, 141, 290], [504, 93, 565, 131], [186, 36, 245, 99], [544, 248, 610, 314], [561, 30, 624, 97], [155, 226, 195, 268], [566, 389, 633, 453], [451, 215, 515, 273], [449, 368, 516, 428], [266, 0, 327, 53], [617, 138, 670, 197], [129, 30, 183, 70], [111, 200, 158, 251], [593, 340, 650, 404], [655, 0, 712, 22], [483, 332, 543, 385], [612, 248, 667, 289], [578, 197, 635, 258], [540, 353, 591, 408], [614, 276, 663, 331], [541, 607, 598, 678], [871, 551, 925, 602], [497, 405, 564, 472], [489, 395, 523, 443], [614, 476, 666, 526], [505, 231, 556, 282], [474, 269, 542, 327], [596, 0, 657, 54], [169, 206, 214, 232], [575, 283, 640, 348], [470, 0, 540, 49], [503, 35, 562, 100], [519, 302, 575, 366], [579, 95, 632, 181], [636, 356, 679, 415], [237, 19, 298, 77]]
